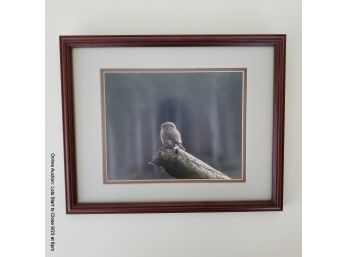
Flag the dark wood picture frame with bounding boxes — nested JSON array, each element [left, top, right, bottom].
[[60, 35, 286, 214]]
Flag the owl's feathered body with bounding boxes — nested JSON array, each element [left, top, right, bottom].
[[160, 122, 185, 150]]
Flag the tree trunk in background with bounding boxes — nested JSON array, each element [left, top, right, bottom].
[[209, 82, 221, 165]]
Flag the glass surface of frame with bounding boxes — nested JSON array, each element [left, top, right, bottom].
[[101, 68, 247, 183]]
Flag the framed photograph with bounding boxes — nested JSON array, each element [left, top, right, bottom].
[[60, 35, 286, 213]]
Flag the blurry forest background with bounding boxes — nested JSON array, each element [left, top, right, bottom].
[[104, 71, 244, 180]]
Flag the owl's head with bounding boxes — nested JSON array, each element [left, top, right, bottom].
[[161, 122, 176, 130]]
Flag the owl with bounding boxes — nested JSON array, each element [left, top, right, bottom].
[[160, 122, 185, 151]]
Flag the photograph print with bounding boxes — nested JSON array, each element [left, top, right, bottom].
[[101, 68, 246, 183]]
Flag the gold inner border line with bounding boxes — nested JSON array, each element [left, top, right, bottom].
[[100, 68, 247, 184]]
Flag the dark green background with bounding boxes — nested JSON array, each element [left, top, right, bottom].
[[105, 71, 243, 180]]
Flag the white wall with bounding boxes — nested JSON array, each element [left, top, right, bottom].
[[46, 0, 301, 256]]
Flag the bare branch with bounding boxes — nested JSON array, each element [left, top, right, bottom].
[[150, 148, 231, 179]]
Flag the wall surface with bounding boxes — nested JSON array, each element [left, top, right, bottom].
[[46, 0, 301, 256]]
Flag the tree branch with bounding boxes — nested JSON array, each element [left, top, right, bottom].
[[150, 148, 231, 179]]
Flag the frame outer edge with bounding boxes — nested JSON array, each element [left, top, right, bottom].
[[59, 35, 286, 214], [60, 37, 78, 214], [272, 35, 286, 210]]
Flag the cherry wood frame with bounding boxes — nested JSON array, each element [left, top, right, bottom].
[[60, 35, 286, 214]]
